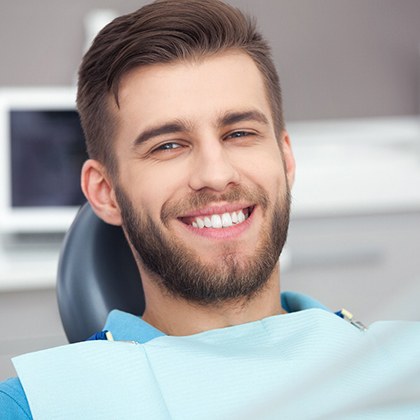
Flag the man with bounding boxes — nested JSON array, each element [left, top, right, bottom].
[[1, 1, 419, 418]]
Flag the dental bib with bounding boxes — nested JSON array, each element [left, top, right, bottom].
[[13, 309, 420, 419]]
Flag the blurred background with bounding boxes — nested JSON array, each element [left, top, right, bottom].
[[1, 0, 419, 380]]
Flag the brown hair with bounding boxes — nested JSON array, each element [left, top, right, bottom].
[[77, 0, 284, 176]]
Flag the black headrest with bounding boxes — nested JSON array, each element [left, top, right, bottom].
[[56, 202, 145, 343]]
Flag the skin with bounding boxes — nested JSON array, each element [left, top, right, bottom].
[[82, 50, 295, 336]]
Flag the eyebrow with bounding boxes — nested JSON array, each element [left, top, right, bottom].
[[133, 121, 189, 147], [218, 110, 270, 128]]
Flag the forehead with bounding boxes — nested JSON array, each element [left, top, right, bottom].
[[114, 51, 274, 139]]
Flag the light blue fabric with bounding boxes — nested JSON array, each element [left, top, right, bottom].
[[0, 303, 166, 419], [1, 290, 320, 419], [12, 297, 420, 419]]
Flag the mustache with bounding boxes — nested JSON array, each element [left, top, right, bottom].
[[161, 184, 269, 223]]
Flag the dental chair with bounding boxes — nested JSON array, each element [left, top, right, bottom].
[[56, 202, 145, 343]]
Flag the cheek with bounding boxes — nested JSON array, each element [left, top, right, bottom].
[[124, 166, 187, 217], [238, 148, 287, 191]]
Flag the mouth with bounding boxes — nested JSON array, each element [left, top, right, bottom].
[[179, 206, 254, 229]]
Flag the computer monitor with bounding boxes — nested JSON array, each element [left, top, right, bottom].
[[0, 87, 88, 233]]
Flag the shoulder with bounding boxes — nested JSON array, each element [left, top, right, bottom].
[[0, 377, 32, 419]]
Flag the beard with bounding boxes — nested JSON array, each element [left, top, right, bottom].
[[115, 183, 291, 305]]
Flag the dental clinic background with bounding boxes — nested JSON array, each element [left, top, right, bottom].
[[1, 0, 419, 380]]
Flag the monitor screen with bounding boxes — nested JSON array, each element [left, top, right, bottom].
[[0, 87, 88, 232], [10, 110, 87, 208]]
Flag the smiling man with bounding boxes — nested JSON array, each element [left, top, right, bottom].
[[83, 50, 294, 335], [1, 1, 420, 418]]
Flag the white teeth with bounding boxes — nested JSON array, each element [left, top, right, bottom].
[[231, 212, 238, 224], [221, 212, 233, 227], [211, 214, 222, 228], [192, 209, 249, 229]]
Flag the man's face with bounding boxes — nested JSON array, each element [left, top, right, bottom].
[[111, 51, 294, 303]]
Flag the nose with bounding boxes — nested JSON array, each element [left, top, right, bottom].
[[188, 140, 240, 192]]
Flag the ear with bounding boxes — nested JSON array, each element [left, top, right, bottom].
[[81, 159, 122, 226], [280, 131, 295, 188]]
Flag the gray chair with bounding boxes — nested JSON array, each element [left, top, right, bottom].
[[56, 202, 145, 343]]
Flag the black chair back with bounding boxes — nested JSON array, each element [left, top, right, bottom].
[[56, 203, 145, 343]]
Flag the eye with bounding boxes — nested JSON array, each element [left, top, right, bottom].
[[152, 142, 183, 152], [225, 130, 254, 140], [147, 141, 188, 160]]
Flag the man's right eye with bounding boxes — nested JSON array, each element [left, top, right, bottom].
[[153, 142, 182, 152]]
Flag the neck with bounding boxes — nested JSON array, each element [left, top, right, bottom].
[[140, 265, 283, 336]]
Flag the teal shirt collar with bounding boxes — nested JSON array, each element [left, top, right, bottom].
[[104, 310, 164, 343], [104, 291, 330, 342], [281, 291, 331, 313]]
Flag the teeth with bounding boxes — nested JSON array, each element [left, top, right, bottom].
[[221, 213, 233, 227], [231, 212, 238, 224], [192, 209, 249, 229], [211, 214, 222, 229], [204, 217, 212, 228]]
